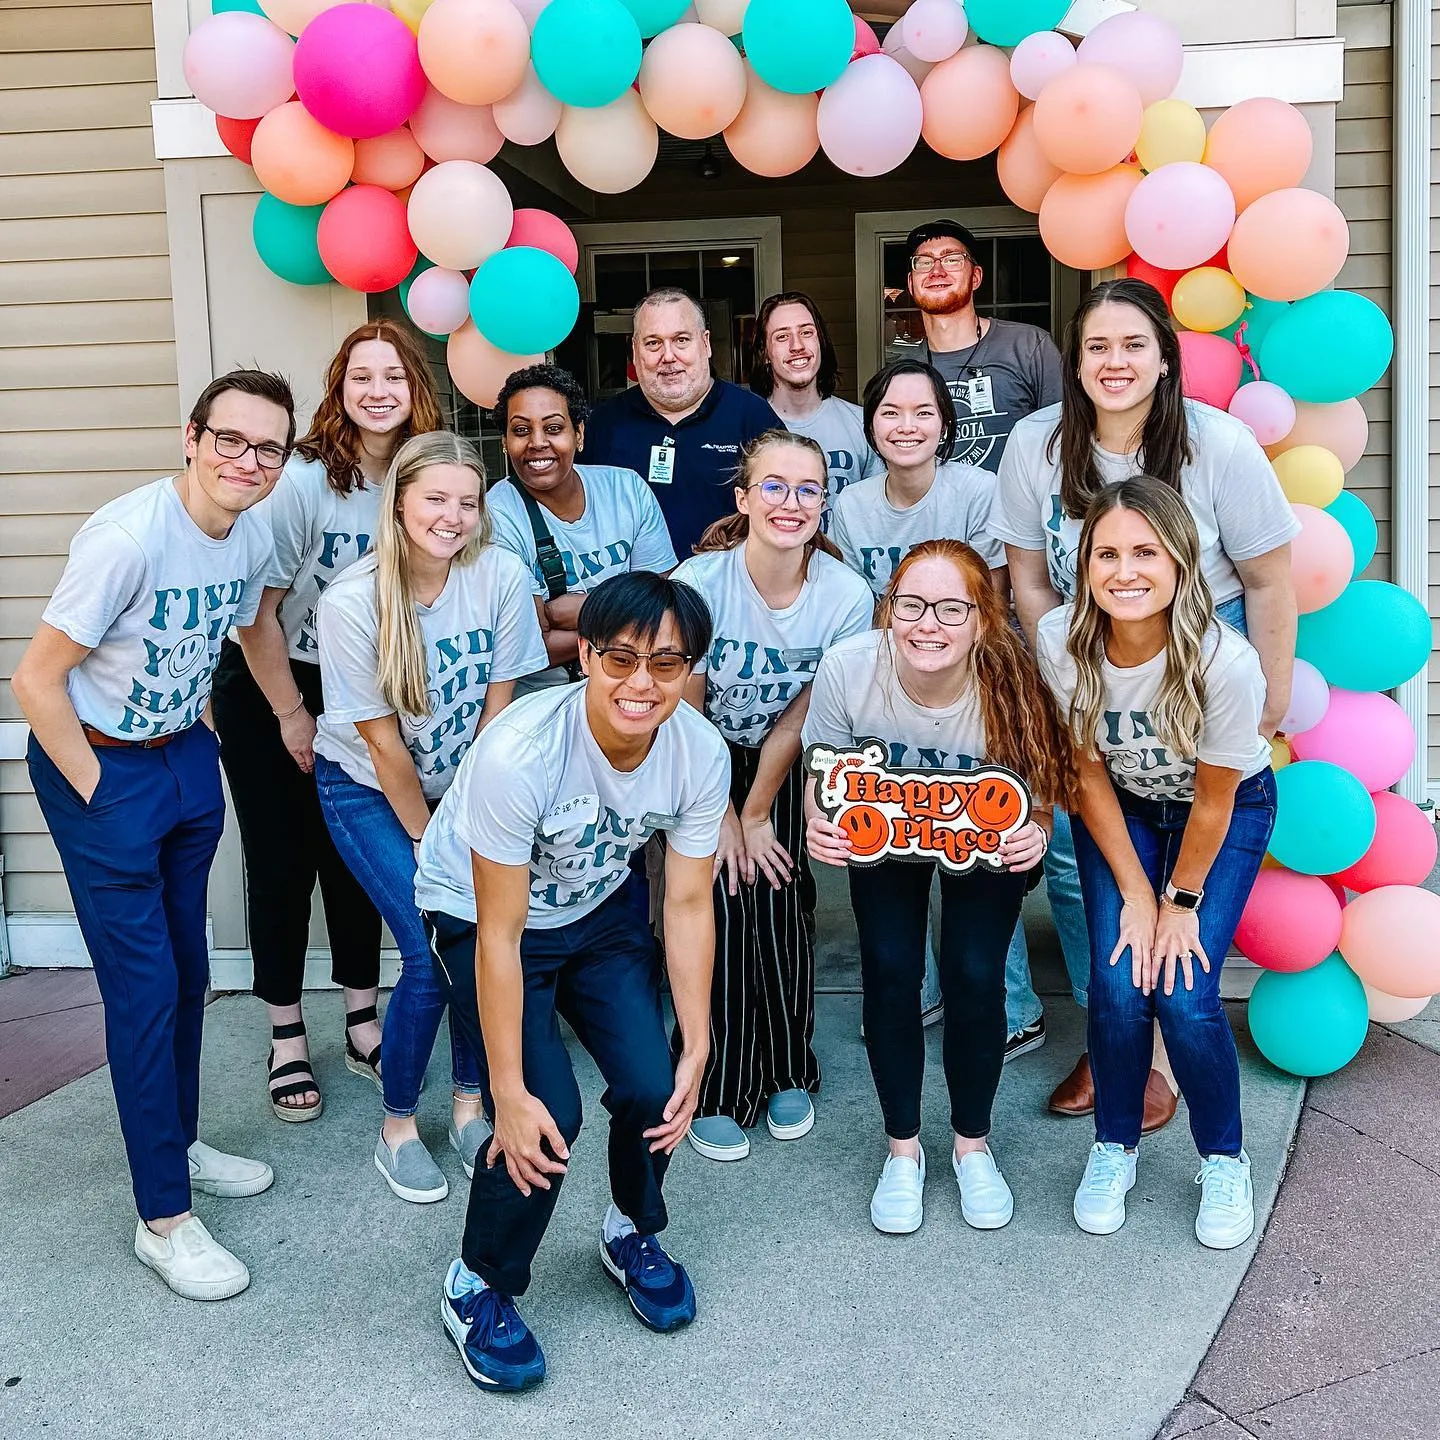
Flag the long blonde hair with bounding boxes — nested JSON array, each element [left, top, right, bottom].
[[375, 431, 491, 717], [1066, 477, 1216, 761]]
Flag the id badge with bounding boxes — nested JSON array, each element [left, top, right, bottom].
[[966, 374, 996, 416], [648, 444, 675, 486]]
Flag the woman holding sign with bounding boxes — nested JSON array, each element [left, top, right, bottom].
[[1036, 478, 1275, 1249], [803, 539, 1076, 1234], [672, 430, 874, 1162]]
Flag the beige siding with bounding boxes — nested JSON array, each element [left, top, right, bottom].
[[0, 2, 178, 912]]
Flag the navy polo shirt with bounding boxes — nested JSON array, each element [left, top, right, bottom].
[[582, 378, 781, 559]]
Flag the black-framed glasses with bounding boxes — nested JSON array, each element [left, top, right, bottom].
[[590, 646, 694, 682], [910, 251, 972, 274], [201, 424, 289, 470], [891, 594, 977, 626], [745, 480, 827, 510]]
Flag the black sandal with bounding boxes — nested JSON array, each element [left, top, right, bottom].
[[344, 1004, 383, 1091], [269, 1020, 323, 1123]]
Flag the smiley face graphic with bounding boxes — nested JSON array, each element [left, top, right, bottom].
[[840, 803, 891, 859], [969, 776, 1024, 832], [166, 633, 208, 680], [716, 681, 758, 713]]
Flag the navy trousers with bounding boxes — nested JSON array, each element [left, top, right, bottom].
[[28, 724, 225, 1220]]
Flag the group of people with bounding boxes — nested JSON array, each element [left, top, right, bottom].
[[14, 217, 1298, 1393]]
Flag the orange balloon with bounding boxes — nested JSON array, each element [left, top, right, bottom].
[[418, 0, 530, 106], [250, 101, 354, 206], [920, 44, 1019, 162], [1203, 97, 1313, 211], [723, 67, 819, 178], [997, 106, 1061, 213], [446, 321, 542, 408], [1032, 62, 1143, 175], [350, 127, 426, 190], [1265, 398, 1369, 471], [1228, 188, 1350, 303], [1039, 164, 1142, 271]]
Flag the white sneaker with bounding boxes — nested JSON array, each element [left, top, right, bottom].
[[870, 1144, 925, 1234], [953, 1144, 1014, 1229], [1073, 1142, 1137, 1236], [134, 1216, 250, 1301], [1195, 1150, 1254, 1250], [188, 1141, 274, 1199]]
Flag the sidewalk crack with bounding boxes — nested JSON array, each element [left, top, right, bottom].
[[1234, 1343, 1440, 1420], [1303, 1100, 1440, 1182]]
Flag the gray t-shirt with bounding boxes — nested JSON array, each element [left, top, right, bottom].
[[779, 395, 884, 501]]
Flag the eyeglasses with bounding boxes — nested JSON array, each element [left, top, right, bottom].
[[590, 646, 693, 682], [745, 480, 827, 510], [910, 251, 972, 274], [891, 594, 977, 626], [202, 425, 289, 470]]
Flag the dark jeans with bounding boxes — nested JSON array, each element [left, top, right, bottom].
[[850, 858, 1029, 1141], [424, 880, 676, 1297], [1072, 769, 1277, 1155], [211, 642, 381, 1007]]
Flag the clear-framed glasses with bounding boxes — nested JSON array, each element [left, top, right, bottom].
[[202, 425, 289, 470], [891, 594, 977, 626], [746, 479, 827, 510], [910, 251, 972, 274], [590, 646, 693, 682]]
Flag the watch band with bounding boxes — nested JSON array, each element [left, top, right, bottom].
[[1163, 881, 1203, 910]]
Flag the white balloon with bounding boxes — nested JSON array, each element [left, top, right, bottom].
[[494, 64, 562, 146], [1363, 982, 1432, 1024], [694, 0, 748, 35]]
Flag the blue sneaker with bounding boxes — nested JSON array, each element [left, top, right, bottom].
[[600, 1232, 696, 1332], [441, 1259, 545, 1392]]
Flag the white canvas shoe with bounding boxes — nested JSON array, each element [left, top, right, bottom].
[[188, 1141, 274, 1199], [870, 1145, 925, 1234], [953, 1144, 1014, 1230], [134, 1216, 250, 1301]]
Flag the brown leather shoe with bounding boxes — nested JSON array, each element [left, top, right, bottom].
[[1141, 1069, 1179, 1133], [1048, 1052, 1095, 1116]]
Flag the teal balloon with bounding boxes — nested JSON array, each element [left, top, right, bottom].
[[1295, 579, 1430, 692], [470, 247, 580, 355], [619, 0, 688, 38], [1220, 295, 1290, 354], [742, 0, 853, 96], [965, 0, 1071, 46], [1259, 290, 1395, 403], [1324, 491, 1378, 578], [211, 0, 267, 13], [532, 0, 642, 108], [251, 194, 330, 286], [1248, 953, 1369, 1077], [1270, 760, 1376, 877]]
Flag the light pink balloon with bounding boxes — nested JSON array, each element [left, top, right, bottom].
[[1280, 657, 1330, 735], [510, 0, 551, 24], [1076, 10, 1184, 107], [493, 64, 562, 146], [902, 0, 967, 64], [184, 13, 295, 121], [507, 208, 579, 274], [409, 86, 504, 163], [817, 55, 922, 178], [406, 160, 514, 269], [1125, 161, 1236, 271], [1290, 688, 1416, 793], [1228, 380, 1296, 447], [1009, 30, 1076, 101], [556, 91, 658, 193], [882, 23, 935, 86], [406, 266, 472, 335], [1288, 503, 1354, 615], [638, 22, 747, 141]]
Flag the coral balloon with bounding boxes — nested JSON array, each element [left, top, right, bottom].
[[1340, 887, 1440, 999], [409, 87, 504, 163], [418, 0, 531, 107], [1270, 760, 1376, 877], [638, 23, 747, 140], [1171, 267, 1245, 334], [507, 208, 579, 274], [1032, 62, 1143, 176], [1125, 162, 1236, 271], [1009, 30, 1075, 102], [1038, 165, 1141, 270], [723, 68, 818, 178], [1228, 189, 1350, 303], [1290, 689, 1416, 795], [293, 4, 425, 138], [1288, 504, 1355, 615], [1248, 954, 1369, 1078], [1363, 984, 1431, 1025], [1076, 9, 1184, 106], [351, 127, 426, 189], [852, 15, 881, 61], [250, 101, 355, 205], [1279, 657, 1329, 736], [1228, 380, 1296, 448], [493, 65, 562, 146], [1126, 255, 1183, 309], [317, 184, 417, 291], [1296, 581, 1432, 694], [1177, 332, 1243, 410], [1135, 99, 1206, 171], [216, 114, 262, 165], [555, 90, 659, 192], [1333, 793, 1439, 895], [1204, 97, 1313, 212], [1270, 445, 1344, 507], [1235, 868, 1343, 973], [997, 106, 1063, 213], [818, 55, 923, 178], [920, 44, 1020, 162], [404, 265, 472, 335], [1324, 490, 1378, 577], [1267, 399, 1369, 472], [184, 14, 295, 121], [901, 0, 968, 64], [405, 159, 513, 269], [447, 320, 543, 407]]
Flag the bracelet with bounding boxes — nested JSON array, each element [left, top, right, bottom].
[[273, 696, 306, 720]]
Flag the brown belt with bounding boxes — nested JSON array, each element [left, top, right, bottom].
[[82, 723, 176, 750]]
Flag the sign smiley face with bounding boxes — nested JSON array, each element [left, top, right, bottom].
[[839, 803, 890, 858], [969, 776, 1024, 832]]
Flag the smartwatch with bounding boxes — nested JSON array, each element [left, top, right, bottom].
[[1163, 881, 1204, 911]]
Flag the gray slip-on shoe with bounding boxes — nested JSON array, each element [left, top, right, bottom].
[[374, 1135, 449, 1204], [448, 1117, 491, 1180]]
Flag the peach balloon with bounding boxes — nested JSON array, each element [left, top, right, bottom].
[[1266, 398, 1369, 472], [638, 22, 747, 141], [447, 319, 543, 407], [1228, 188, 1350, 303], [408, 85, 504, 162], [723, 68, 819, 178], [1204, 97, 1313, 211], [406, 159, 514, 268], [1289, 503, 1355, 614], [556, 90, 659, 193], [920, 44, 1019, 162], [493, 63, 562, 145], [1339, 886, 1440, 999], [418, 0, 531, 107], [1039, 164, 1142, 271], [351, 127, 426, 189], [1032, 62, 1143, 176], [250, 101, 354, 205], [1270, 445, 1344, 507], [259, 0, 343, 36], [997, 106, 1062, 213]]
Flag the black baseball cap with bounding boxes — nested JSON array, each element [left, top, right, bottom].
[[904, 220, 981, 263]]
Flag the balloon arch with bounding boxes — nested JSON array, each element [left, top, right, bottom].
[[184, 0, 1438, 1073]]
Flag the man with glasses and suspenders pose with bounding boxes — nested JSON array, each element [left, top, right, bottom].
[[416, 570, 730, 1392]]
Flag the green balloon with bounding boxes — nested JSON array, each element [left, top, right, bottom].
[[532, 0, 642, 108], [1248, 953, 1369, 1078], [1270, 761, 1375, 878], [742, 0, 853, 96], [251, 194, 330, 286], [1295, 579, 1430, 693], [211, 0, 267, 13], [965, 0, 1071, 47], [1259, 290, 1395, 403], [1324, 491, 1378, 578], [618, 0, 688, 39], [470, 248, 580, 355]]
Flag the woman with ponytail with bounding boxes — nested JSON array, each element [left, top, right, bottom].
[[804, 539, 1077, 1235], [313, 432, 547, 1204]]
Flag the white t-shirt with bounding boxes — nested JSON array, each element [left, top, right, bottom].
[[829, 461, 1005, 598], [780, 395, 884, 501], [672, 544, 874, 748], [1036, 606, 1271, 801], [992, 399, 1301, 606], [313, 547, 547, 799], [42, 476, 273, 739], [255, 454, 383, 662], [802, 629, 990, 772], [414, 683, 731, 927]]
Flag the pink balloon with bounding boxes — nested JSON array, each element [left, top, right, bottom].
[[1280, 657, 1330, 735], [406, 266, 471, 335], [1340, 887, 1440, 999], [1235, 868, 1343, 973], [1333, 792, 1440, 894], [1009, 30, 1077, 102], [507, 208, 579, 274], [1177, 331, 1242, 409], [852, 15, 881, 60], [1288, 503, 1355, 615], [406, 160, 513, 269], [293, 5, 425, 139], [1291, 689, 1416, 794], [409, 86, 504, 163], [1125, 162, 1237, 272], [818, 55, 923, 178], [1228, 380, 1296, 447], [902, 0, 968, 64], [494, 64, 562, 145], [1076, 10, 1184, 107], [184, 14, 295, 121]]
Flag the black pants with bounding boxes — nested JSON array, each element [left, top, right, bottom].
[[850, 858, 1028, 1141], [210, 642, 381, 1007], [694, 744, 819, 1128], [424, 881, 676, 1298]]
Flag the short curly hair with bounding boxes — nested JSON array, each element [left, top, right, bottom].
[[493, 363, 590, 430]]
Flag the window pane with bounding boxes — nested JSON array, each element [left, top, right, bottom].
[[594, 251, 648, 311], [648, 250, 700, 297]]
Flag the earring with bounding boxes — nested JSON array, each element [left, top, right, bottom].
[[1161, 366, 1169, 377]]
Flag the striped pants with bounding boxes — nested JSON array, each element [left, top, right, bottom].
[[694, 743, 820, 1128]]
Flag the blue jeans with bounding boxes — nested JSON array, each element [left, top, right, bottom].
[[315, 757, 483, 1117], [1072, 769, 1277, 1156]]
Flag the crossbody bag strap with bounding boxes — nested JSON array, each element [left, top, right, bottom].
[[518, 487, 570, 601]]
